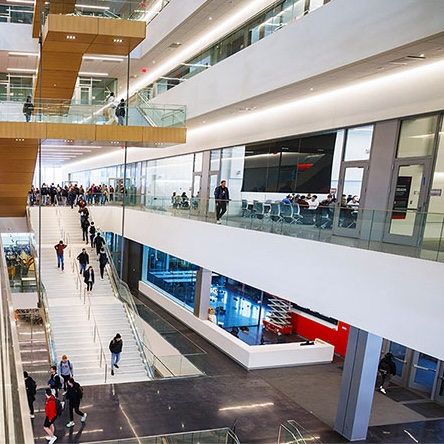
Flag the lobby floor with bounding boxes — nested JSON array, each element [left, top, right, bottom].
[[24, 291, 444, 444]]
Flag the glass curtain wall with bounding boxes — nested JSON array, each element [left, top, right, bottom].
[[142, 246, 199, 311]]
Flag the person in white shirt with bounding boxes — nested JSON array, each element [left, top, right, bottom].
[[105, 92, 116, 123], [308, 195, 319, 210]]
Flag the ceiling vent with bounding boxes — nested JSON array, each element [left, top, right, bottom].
[[168, 42, 182, 49]]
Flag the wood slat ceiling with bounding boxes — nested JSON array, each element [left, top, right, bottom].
[[0, 139, 38, 217], [33, 15, 146, 103]]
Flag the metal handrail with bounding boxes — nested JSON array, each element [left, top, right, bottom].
[[70, 253, 109, 383], [101, 242, 155, 379]]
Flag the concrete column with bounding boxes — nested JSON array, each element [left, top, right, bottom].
[[334, 326, 382, 441], [193, 268, 212, 320]]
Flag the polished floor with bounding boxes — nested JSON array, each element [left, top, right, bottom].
[[21, 292, 444, 444]]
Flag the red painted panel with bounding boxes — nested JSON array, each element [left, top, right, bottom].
[[290, 312, 350, 356]]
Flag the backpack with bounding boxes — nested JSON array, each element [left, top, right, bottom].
[[53, 397, 63, 417], [78, 383, 84, 400], [115, 106, 121, 117]]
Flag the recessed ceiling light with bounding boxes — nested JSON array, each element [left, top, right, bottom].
[[113, 39, 123, 43], [7, 68, 37, 73], [83, 56, 124, 62], [9, 52, 38, 57], [79, 72, 109, 76], [66, 35, 76, 40]]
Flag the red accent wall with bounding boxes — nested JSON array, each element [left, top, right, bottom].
[[290, 311, 350, 357]]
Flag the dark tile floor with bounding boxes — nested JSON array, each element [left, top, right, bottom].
[[22, 291, 444, 444]]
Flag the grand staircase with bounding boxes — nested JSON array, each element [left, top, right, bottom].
[[29, 206, 150, 386]]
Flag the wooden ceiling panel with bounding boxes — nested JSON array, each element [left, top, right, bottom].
[[49, 0, 76, 15], [0, 204, 28, 218], [0, 185, 33, 198], [41, 52, 84, 71], [0, 172, 35, 183], [0, 160, 36, 174]]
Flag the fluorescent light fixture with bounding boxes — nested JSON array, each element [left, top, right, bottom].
[[42, 145, 102, 149], [6, 0, 35, 4], [9, 52, 39, 57], [79, 72, 109, 76], [7, 68, 37, 73], [76, 3, 109, 10], [83, 56, 124, 62]]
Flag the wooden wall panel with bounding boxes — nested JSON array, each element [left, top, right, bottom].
[[0, 123, 46, 139], [0, 161, 36, 174], [142, 127, 187, 144], [46, 123, 96, 140], [95, 125, 144, 143]]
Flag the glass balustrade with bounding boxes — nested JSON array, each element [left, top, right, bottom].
[[0, 100, 186, 127], [88, 427, 240, 444], [91, 194, 444, 263]]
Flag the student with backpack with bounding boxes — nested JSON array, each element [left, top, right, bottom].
[[24, 371, 37, 418], [44, 388, 58, 443], [65, 377, 86, 428], [48, 365, 63, 398], [57, 355, 74, 391]]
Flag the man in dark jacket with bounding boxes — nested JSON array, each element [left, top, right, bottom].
[[24, 371, 37, 418], [98, 248, 108, 280], [65, 377, 86, 428], [76, 248, 89, 275], [214, 180, 230, 224], [116, 99, 126, 125], [109, 333, 123, 376], [378, 352, 397, 394], [95, 232, 105, 256]]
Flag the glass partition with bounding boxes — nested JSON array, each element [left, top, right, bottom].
[[142, 246, 198, 311], [397, 116, 437, 158], [0, 99, 186, 127]]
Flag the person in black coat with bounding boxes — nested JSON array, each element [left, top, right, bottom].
[[98, 248, 108, 280], [95, 232, 105, 255], [214, 180, 230, 224], [109, 333, 123, 376], [83, 266, 95, 292], [65, 377, 86, 427], [378, 352, 397, 394], [24, 371, 37, 418]]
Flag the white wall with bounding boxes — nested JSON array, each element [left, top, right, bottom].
[[91, 206, 444, 361], [154, 0, 444, 119]]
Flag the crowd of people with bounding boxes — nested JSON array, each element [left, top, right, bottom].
[[24, 335, 124, 443], [28, 183, 116, 208]]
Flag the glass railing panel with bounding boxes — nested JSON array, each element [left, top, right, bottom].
[[0, 238, 35, 443], [0, 100, 186, 127], [0, 4, 33, 24], [99, 195, 444, 263], [79, 427, 240, 443], [40, 0, 148, 21], [279, 420, 322, 444]]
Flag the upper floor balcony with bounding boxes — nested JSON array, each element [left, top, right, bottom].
[[73, 193, 444, 264]]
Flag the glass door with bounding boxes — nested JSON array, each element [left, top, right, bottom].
[[333, 162, 368, 237], [434, 363, 444, 405], [387, 342, 411, 386], [384, 160, 431, 246], [408, 352, 438, 394], [208, 173, 219, 214]]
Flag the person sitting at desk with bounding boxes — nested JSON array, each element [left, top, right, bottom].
[[348, 195, 360, 209], [281, 195, 292, 205], [296, 195, 309, 208], [181, 192, 189, 208], [308, 195, 319, 210]]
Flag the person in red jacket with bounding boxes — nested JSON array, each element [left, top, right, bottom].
[[43, 388, 58, 443], [54, 240, 67, 271]]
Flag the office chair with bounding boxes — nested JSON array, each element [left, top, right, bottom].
[[270, 202, 282, 222]]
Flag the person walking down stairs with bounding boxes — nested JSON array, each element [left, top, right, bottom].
[[109, 333, 123, 376], [84, 265, 95, 292], [98, 248, 108, 280]]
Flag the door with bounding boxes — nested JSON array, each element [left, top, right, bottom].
[[208, 173, 219, 215], [434, 363, 444, 405], [387, 342, 411, 386], [191, 173, 201, 212], [408, 352, 438, 394], [384, 160, 431, 246], [333, 162, 368, 237]]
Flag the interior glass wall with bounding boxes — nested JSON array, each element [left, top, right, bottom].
[[142, 246, 198, 311]]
